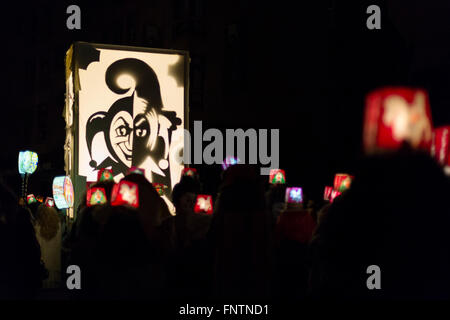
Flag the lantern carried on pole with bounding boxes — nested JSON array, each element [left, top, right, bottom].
[[18, 151, 38, 199]]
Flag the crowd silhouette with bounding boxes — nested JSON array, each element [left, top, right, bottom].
[[0, 145, 449, 301]]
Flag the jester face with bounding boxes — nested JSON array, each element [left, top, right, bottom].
[[86, 58, 182, 195], [105, 95, 156, 169]]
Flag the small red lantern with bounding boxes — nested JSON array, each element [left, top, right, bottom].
[[86, 187, 108, 207], [330, 190, 342, 203], [194, 194, 213, 214], [324, 186, 333, 201], [269, 169, 286, 184], [152, 183, 168, 196], [431, 126, 450, 166], [334, 174, 354, 192], [45, 197, 55, 208], [97, 168, 114, 182], [182, 167, 197, 178], [111, 181, 139, 208], [27, 194, 37, 205], [127, 166, 145, 176], [363, 87, 433, 154]]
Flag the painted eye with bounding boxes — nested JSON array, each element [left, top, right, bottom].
[[116, 125, 129, 137], [136, 128, 147, 137]]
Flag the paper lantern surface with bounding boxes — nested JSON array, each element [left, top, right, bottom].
[[97, 168, 114, 182], [334, 174, 354, 192], [363, 88, 433, 154], [431, 126, 450, 166], [285, 187, 303, 204], [66, 42, 188, 212], [45, 197, 55, 208], [52, 176, 74, 209], [330, 190, 342, 203], [18, 151, 38, 174], [111, 181, 139, 208], [27, 194, 37, 204], [152, 183, 168, 196], [87, 187, 107, 206], [222, 156, 240, 170], [324, 186, 333, 201], [269, 169, 286, 184], [194, 195, 213, 214], [182, 168, 197, 178]]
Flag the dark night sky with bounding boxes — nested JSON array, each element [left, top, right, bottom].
[[1, 0, 449, 201]]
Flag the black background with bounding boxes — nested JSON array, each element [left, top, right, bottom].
[[1, 0, 449, 202]]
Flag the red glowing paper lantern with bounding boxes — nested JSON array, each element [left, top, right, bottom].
[[269, 169, 286, 184], [97, 168, 114, 182], [324, 186, 333, 201], [127, 166, 145, 176], [194, 194, 213, 214], [86, 187, 108, 207], [111, 181, 139, 208], [431, 126, 450, 166], [45, 197, 55, 208], [363, 88, 433, 154], [27, 194, 37, 205], [182, 167, 197, 178], [276, 209, 316, 244], [152, 183, 168, 196], [334, 174, 354, 192], [330, 190, 342, 203]]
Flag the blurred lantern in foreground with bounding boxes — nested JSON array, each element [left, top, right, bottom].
[[222, 156, 240, 170], [18, 151, 39, 175], [194, 194, 213, 214], [111, 181, 139, 208], [86, 187, 107, 207], [97, 168, 114, 182], [324, 186, 333, 201], [431, 126, 450, 167], [127, 166, 146, 176], [152, 183, 168, 196], [330, 190, 342, 203], [363, 88, 433, 154], [276, 209, 316, 243], [334, 173, 354, 192], [182, 167, 197, 178], [269, 169, 286, 184], [27, 194, 37, 205], [285, 187, 303, 204], [52, 176, 74, 209], [45, 197, 55, 208]]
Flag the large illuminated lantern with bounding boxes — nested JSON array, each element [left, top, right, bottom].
[[18, 151, 38, 175], [52, 176, 74, 210], [18, 151, 38, 199], [64, 42, 189, 216], [363, 87, 433, 154]]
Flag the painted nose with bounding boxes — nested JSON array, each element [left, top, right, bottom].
[[125, 130, 133, 152]]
